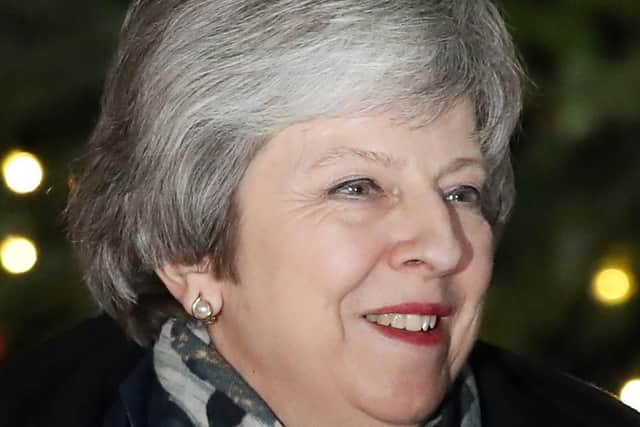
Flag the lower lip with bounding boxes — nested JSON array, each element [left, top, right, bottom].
[[368, 321, 446, 346]]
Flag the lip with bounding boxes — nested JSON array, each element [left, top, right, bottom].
[[364, 303, 452, 347], [368, 302, 452, 317]]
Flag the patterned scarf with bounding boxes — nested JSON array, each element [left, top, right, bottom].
[[152, 319, 482, 427]]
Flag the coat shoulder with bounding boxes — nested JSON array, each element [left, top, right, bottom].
[[471, 341, 640, 427], [0, 315, 144, 427]]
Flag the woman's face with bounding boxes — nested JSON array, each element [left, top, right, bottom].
[[211, 101, 493, 427]]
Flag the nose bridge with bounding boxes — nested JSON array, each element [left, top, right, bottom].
[[391, 189, 464, 274]]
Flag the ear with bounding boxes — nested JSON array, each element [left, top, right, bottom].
[[155, 261, 223, 317]]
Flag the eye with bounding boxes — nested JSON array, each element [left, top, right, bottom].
[[328, 178, 383, 198], [444, 185, 481, 205]]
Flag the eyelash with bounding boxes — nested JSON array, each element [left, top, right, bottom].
[[328, 178, 383, 198], [329, 178, 481, 205], [443, 185, 482, 207]]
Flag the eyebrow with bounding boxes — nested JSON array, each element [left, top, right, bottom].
[[436, 157, 486, 179], [310, 147, 404, 170], [309, 146, 486, 178]]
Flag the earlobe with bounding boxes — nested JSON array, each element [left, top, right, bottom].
[[155, 263, 223, 318]]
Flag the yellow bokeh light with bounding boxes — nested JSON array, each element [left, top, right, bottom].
[[620, 378, 640, 412], [0, 236, 38, 274], [591, 267, 634, 305], [1, 150, 44, 194]]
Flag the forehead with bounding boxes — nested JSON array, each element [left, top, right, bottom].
[[268, 100, 482, 170]]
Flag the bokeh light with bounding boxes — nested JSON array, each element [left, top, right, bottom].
[[591, 267, 634, 306], [0, 235, 38, 274], [1, 150, 44, 194], [620, 378, 640, 412]]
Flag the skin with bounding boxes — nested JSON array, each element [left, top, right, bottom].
[[160, 100, 494, 427]]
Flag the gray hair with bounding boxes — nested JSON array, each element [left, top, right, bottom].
[[66, 0, 524, 345]]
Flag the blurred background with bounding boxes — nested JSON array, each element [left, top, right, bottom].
[[1, 0, 639, 408]]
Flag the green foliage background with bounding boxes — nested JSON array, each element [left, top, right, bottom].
[[1, 0, 638, 393]]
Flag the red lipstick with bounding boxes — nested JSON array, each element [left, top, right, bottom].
[[366, 303, 452, 347]]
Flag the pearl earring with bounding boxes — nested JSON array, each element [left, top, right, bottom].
[[191, 296, 218, 325]]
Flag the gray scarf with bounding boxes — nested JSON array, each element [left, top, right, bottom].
[[153, 319, 482, 427]]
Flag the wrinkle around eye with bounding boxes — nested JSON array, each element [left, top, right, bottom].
[[281, 190, 342, 226], [282, 188, 388, 228]]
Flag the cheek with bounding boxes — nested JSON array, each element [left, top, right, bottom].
[[456, 225, 493, 315], [265, 201, 390, 296], [458, 214, 494, 289], [235, 204, 387, 319], [291, 221, 387, 301], [229, 214, 388, 371], [470, 224, 494, 292], [447, 222, 493, 372], [467, 240, 493, 292]]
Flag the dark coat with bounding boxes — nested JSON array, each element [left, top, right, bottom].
[[1, 315, 638, 427]]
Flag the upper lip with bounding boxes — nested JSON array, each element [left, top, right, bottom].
[[367, 302, 452, 317]]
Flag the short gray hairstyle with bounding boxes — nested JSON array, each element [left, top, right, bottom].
[[66, 0, 524, 345]]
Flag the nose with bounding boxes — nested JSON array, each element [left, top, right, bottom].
[[387, 191, 465, 277]]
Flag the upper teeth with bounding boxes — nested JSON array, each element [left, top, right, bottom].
[[365, 313, 439, 332]]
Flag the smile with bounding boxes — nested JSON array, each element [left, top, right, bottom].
[[365, 313, 439, 332], [363, 303, 451, 346]]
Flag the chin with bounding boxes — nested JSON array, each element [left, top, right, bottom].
[[352, 373, 451, 426], [364, 397, 443, 426]]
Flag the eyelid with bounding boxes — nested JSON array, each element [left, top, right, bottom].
[[328, 177, 384, 198], [443, 185, 482, 204]]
